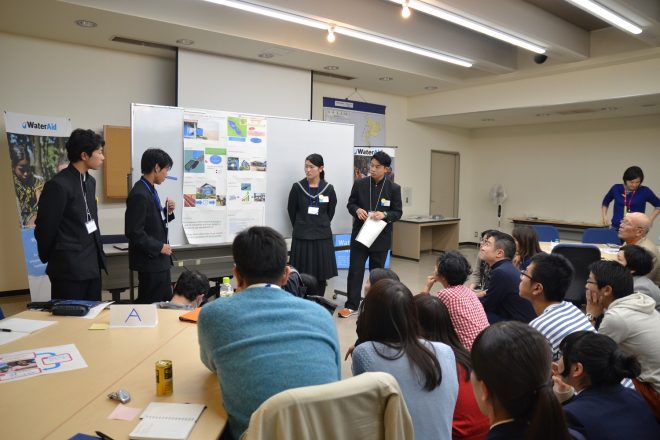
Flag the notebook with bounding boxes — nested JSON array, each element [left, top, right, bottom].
[[129, 402, 206, 440]]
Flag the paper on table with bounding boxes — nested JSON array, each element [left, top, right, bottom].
[[129, 402, 206, 440], [0, 332, 27, 346], [355, 216, 387, 248], [0, 318, 57, 333], [83, 301, 114, 319], [109, 403, 143, 421]]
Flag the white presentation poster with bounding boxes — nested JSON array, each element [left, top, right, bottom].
[[0, 344, 87, 383], [181, 110, 267, 243]]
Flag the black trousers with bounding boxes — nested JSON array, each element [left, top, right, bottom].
[[345, 241, 388, 310], [136, 270, 172, 304], [50, 277, 102, 301]]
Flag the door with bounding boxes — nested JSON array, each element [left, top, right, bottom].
[[430, 151, 459, 217]]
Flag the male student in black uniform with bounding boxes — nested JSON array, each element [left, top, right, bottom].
[[339, 151, 402, 318], [125, 149, 175, 303], [35, 129, 107, 300]]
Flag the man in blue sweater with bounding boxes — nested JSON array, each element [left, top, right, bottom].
[[477, 231, 535, 323], [198, 226, 341, 440]]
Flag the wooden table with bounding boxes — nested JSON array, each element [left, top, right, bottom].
[[510, 217, 604, 241], [392, 217, 460, 261], [0, 309, 226, 440], [540, 241, 619, 261]]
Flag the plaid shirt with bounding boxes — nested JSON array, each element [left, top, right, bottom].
[[437, 284, 490, 350]]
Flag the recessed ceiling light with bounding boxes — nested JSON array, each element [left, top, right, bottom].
[[75, 19, 97, 28], [481, 118, 495, 122], [535, 113, 552, 117], [379, 76, 393, 81], [176, 39, 195, 46], [258, 52, 275, 59], [424, 86, 438, 90], [324, 65, 339, 70]]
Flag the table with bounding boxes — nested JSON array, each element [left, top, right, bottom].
[[0, 309, 227, 440], [540, 241, 619, 261], [392, 217, 460, 260], [510, 217, 604, 241]]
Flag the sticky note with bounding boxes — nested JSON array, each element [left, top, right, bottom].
[[89, 323, 109, 330], [108, 403, 143, 421]]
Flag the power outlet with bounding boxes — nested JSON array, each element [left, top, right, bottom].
[[474, 231, 478, 238]]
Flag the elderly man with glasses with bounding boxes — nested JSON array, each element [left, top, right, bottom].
[[618, 212, 660, 286]]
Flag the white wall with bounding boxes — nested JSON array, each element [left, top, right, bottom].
[[0, 32, 175, 291]]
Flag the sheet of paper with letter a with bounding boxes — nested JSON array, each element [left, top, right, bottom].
[[110, 304, 159, 328]]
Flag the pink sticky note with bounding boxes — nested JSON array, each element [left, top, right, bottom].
[[108, 403, 143, 421]]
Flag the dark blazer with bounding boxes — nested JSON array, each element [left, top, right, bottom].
[[287, 179, 336, 240], [125, 178, 174, 272], [346, 176, 402, 251], [35, 164, 106, 280], [480, 259, 535, 323], [486, 419, 527, 440], [563, 385, 660, 440]]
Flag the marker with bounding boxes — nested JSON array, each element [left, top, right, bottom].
[[95, 431, 115, 440], [165, 175, 178, 181], [0, 328, 12, 332]]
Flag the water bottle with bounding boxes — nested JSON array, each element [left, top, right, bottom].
[[219, 276, 234, 298]]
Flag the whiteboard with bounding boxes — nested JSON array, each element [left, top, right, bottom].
[[131, 104, 354, 245]]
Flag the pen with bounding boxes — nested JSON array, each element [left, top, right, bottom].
[[0, 328, 12, 332], [95, 431, 115, 440]]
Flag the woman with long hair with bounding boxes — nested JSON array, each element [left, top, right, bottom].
[[512, 225, 542, 272], [557, 331, 660, 439], [352, 279, 458, 440], [471, 321, 571, 440], [414, 295, 489, 440], [287, 153, 338, 292]]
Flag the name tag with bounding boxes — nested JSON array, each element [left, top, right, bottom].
[[110, 304, 158, 328], [85, 220, 98, 234], [319, 195, 329, 203], [308, 206, 320, 215], [380, 199, 391, 207]]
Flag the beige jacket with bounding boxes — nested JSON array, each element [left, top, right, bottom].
[[242, 372, 414, 440], [636, 236, 660, 286]]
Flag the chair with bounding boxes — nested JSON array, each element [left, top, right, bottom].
[[551, 244, 601, 306], [531, 225, 560, 242], [582, 228, 621, 245], [241, 372, 414, 440]]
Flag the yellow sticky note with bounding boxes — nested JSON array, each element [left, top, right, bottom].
[[89, 323, 109, 330]]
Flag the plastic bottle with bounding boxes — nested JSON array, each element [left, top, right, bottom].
[[219, 276, 234, 298]]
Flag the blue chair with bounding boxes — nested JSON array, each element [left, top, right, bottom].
[[551, 244, 601, 306], [582, 228, 621, 245], [531, 225, 559, 242]]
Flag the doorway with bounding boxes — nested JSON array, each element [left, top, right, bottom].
[[430, 150, 459, 217]]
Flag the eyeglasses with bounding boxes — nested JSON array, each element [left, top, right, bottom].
[[520, 271, 536, 282]]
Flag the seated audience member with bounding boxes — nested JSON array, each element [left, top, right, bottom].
[[414, 295, 489, 440], [556, 331, 660, 439], [155, 269, 209, 310], [470, 230, 497, 292], [352, 279, 458, 440], [198, 226, 341, 440], [617, 245, 660, 311], [618, 212, 660, 285], [520, 253, 595, 360], [512, 225, 543, 272], [585, 260, 660, 417], [471, 322, 572, 440], [421, 251, 489, 350], [477, 231, 536, 324]]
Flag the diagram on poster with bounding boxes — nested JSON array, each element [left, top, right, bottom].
[[0, 344, 87, 383]]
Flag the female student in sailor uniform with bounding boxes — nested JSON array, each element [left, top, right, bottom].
[[287, 153, 338, 292]]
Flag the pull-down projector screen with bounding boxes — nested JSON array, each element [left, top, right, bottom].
[[177, 49, 311, 120]]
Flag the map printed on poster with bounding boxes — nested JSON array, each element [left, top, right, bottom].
[[323, 97, 386, 146], [0, 344, 87, 383], [181, 111, 267, 244]]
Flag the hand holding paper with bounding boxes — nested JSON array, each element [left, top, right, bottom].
[[355, 214, 387, 248]]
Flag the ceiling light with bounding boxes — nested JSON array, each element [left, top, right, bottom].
[[565, 0, 642, 34], [324, 65, 339, 70], [401, 1, 411, 19], [424, 85, 438, 90], [379, 76, 393, 81], [327, 27, 336, 43], [176, 39, 195, 46], [75, 19, 97, 28], [202, 0, 471, 67], [258, 52, 275, 58], [387, 1, 546, 54]]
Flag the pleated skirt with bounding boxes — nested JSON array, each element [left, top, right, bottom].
[[289, 238, 338, 283]]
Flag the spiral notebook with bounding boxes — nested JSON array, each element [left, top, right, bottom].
[[129, 402, 206, 440]]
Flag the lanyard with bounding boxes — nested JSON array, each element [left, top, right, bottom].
[[79, 173, 92, 221], [623, 188, 635, 215], [140, 178, 162, 211], [369, 177, 386, 212]]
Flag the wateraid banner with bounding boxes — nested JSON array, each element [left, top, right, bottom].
[[4, 111, 71, 301]]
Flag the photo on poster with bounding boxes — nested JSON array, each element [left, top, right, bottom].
[[183, 117, 220, 141], [184, 150, 205, 173], [353, 147, 396, 182], [227, 116, 247, 141]]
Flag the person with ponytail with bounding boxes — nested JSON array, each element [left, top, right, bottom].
[[352, 279, 458, 439], [414, 294, 489, 440], [556, 331, 660, 439], [287, 153, 338, 293], [471, 321, 571, 440]]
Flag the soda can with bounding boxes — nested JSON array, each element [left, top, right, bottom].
[[155, 360, 173, 396]]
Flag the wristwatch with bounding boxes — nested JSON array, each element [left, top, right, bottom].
[[585, 313, 600, 322]]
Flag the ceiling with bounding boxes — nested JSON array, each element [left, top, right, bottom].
[[2, 0, 660, 127]]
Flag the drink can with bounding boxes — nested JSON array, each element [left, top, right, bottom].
[[155, 360, 173, 396]]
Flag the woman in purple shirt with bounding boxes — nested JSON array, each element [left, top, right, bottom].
[[601, 166, 659, 229]]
